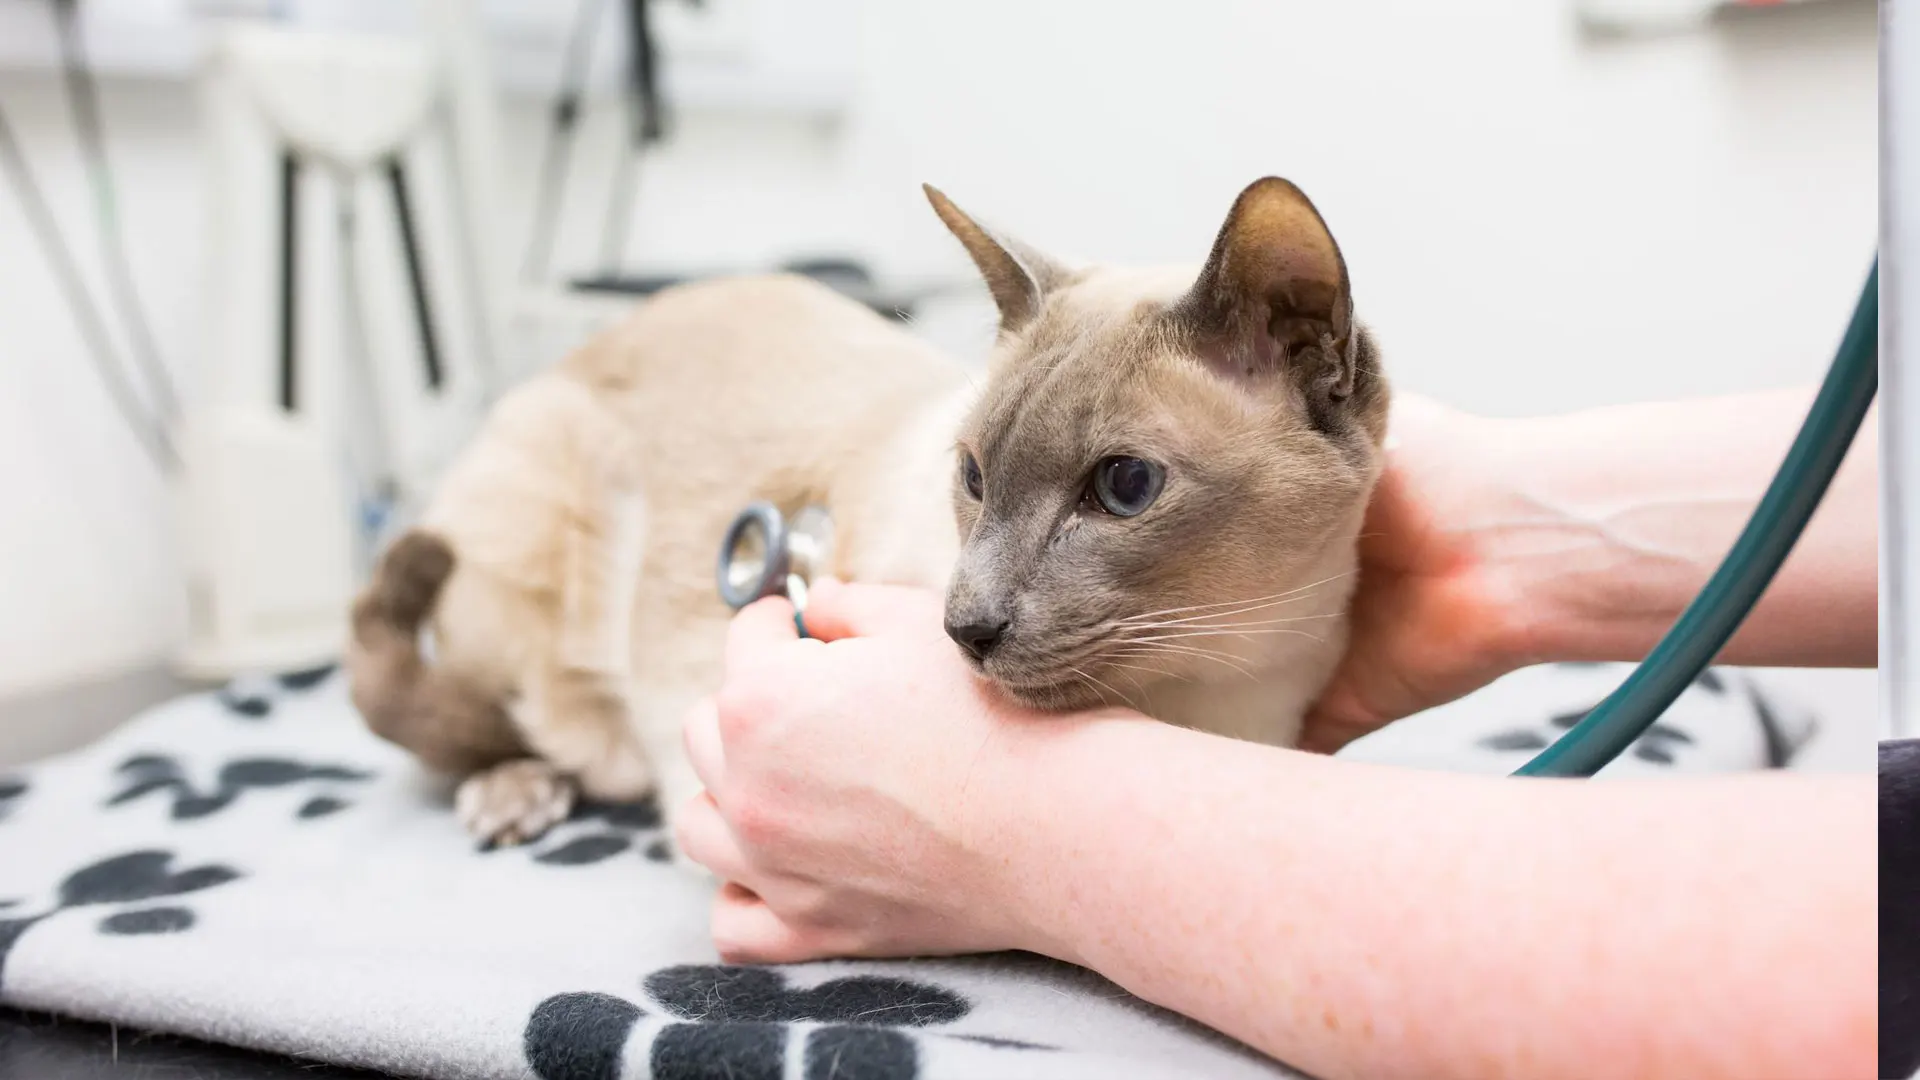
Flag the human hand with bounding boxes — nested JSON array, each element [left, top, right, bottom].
[[1300, 395, 1536, 753], [674, 579, 1096, 963]]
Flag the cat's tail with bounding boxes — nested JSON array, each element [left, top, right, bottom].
[[347, 530, 523, 774]]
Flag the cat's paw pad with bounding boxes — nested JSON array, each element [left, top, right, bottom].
[[457, 759, 577, 847]]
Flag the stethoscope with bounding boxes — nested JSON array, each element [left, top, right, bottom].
[[716, 502, 834, 637]]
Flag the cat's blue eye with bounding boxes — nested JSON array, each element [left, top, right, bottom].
[[1092, 456, 1164, 517], [961, 451, 984, 500]]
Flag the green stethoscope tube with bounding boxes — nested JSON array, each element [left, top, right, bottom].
[[1516, 258, 1879, 778]]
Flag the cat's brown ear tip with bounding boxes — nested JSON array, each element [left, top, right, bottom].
[[921, 184, 977, 243], [1235, 175, 1314, 209]]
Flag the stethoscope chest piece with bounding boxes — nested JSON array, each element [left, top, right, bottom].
[[716, 501, 833, 634]]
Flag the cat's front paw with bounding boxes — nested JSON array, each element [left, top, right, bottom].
[[456, 758, 577, 847]]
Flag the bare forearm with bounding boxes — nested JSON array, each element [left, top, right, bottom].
[[997, 718, 1873, 1080], [1487, 389, 1877, 668]]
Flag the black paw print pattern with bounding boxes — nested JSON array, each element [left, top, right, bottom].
[[524, 964, 1050, 1080], [216, 664, 338, 720], [1475, 666, 1762, 766], [1743, 678, 1809, 769], [489, 799, 674, 867], [1479, 712, 1697, 763], [106, 754, 372, 822], [0, 850, 241, 990], [0, 776, 24, 824]]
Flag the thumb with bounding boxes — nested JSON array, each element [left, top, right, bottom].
[[724, 595, 803, 677], [1297, 682, 1383, 755], [802, 579, 946, 642]]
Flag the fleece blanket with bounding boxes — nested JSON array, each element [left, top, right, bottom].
[[0, 662, 1812, 1080]]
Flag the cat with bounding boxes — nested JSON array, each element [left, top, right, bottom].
[[346, 176, 1389, 851]]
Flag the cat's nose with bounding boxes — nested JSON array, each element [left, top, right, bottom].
[[945, 616, 1010, 661]]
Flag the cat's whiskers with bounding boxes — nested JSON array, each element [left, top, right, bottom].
[[1103, 659, 1190, 687], [1123, 626, 1326, 647], [1107, 664, 1152, 697], [1117, 571, 1353, 627], [1105, 588, 1328, 638], [1079, 582, 1347, 691], [1118, 610, 1336, 647], [1116, 583, 1323, 625], [1120, 593, 1320, 630], [1112, 651, 1257, 685], [1118, 612, 1340, 635], [1068, 666, 1128, 705], [1063, 669, 1096, 703], [1133, 637, 1260, 665], [1109, 642, 1258, 681]]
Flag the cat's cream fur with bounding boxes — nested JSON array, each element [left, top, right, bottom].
[[347, 177, 1387, 848]]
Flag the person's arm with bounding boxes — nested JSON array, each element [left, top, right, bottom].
[[1302, 388, 1877, 749], [1487, 388, 1877, 669], [675, 585, 1875, 1080], [997, 717, 1873, 1080]]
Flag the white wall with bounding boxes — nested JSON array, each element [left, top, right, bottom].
[[0, 70, 200, 698], [0, 0, 1878, 705]]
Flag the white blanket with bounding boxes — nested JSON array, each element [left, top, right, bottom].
[[0, 662, 1811, 1080]]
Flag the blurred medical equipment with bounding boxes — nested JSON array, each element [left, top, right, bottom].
[[527, 0, 935, 318], [3, 1, 570, 678], [0, 0, 177, 472], [176, 16, 485, 678], [2, 1, 679, 679], [46, 0, 179, 431], [0, 0, 918, 681]]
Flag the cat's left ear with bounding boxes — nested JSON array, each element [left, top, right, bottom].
[[924, 184, 1068, 336], [1173, 177, 1356, 402]]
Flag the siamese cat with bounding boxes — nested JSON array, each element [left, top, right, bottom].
[[347, 176, 1388, 849]]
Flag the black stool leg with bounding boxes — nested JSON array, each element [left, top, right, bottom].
[[1882, 740, 1920, 1078]]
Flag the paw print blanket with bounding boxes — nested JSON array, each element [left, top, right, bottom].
[[0, 664, 1810, 1080]]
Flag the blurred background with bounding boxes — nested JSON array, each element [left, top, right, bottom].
[[0, 0, 1878, 764]]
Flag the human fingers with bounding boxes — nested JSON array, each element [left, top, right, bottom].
[[724, 594, 803, 676], [681, 696, 726, 791], [800, 579, 946, 643], [674, 791, 752, 884], [711, 881, 821, 965]]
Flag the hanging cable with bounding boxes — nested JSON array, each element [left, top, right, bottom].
[[523, 0, 613, 283], [596, 95, 642, 274], [597, 0, 668, 274], [0, 99, 176, 472], [48, 0, 179, 421]]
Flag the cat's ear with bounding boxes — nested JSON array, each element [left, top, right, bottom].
[[1173, 177, 1356, 400], [924, 184, 1067, 335]]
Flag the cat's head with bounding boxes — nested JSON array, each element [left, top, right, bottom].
[[927, 177, 1389, 711]]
